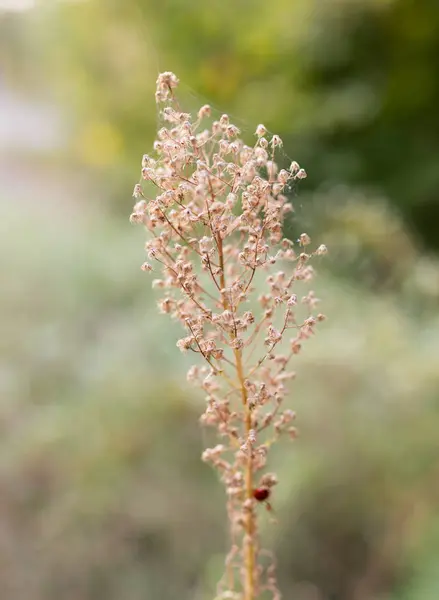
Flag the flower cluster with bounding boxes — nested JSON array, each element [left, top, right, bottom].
[[131, 72, 326, 600]]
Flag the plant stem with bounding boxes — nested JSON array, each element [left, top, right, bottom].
[[217, 235, 256, 600], [235, 347, 256, 600]]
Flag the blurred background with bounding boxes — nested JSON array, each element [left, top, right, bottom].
[[1, 1, 439, 599]]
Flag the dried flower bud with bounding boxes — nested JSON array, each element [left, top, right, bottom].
[[176, 336, 193, 352], [277, 169, 290, 184], [288, 427, 298, 439], [231, 338, 244, 350], [267, 326, 282, 343], [199, 236, 213, 253], [132, 184, 143, 198], [260, 473, 278, 487], [271, 135, 283, 148], [243, 498, 254, 510], [315, 244, 328, 256], [187, 365, 199, 382], [282, 409, 296, 423], [243, 311, 255, 324], [198, 104, 211, 119], [227, 124, 240, 138], [155, 71, 180, 102], [202, 444, 226, 462], [291, 339, 302, 354], [299, 233, 311, 246], [255, 124, 267, 137]]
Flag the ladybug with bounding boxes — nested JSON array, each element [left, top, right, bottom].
[[253, 486, 275, 518], [253, 487, 270, 502]]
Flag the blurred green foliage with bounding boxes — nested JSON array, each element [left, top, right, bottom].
[[2, 188, 439, 599], [1, 1, 439, 599], [15, 0, 439, 250]]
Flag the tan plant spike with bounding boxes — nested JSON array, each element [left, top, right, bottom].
[[130, 72, 326, 600]]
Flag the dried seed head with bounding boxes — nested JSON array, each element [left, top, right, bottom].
[[295, 168, 307, 179], [299, 233, 311, 247], [260, 473, 278, 488], [198, 104, 211, 119], [255, 124, 267, 137], [132, 73, 326, 600]]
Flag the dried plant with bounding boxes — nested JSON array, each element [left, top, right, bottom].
[[130, 72, 327, 600]]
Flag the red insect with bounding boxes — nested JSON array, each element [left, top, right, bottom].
[[253, 486, 276, 519], [253, 487, 270, 502]]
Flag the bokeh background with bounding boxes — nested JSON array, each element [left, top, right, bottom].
[[1, 1, 439, 599]]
